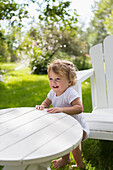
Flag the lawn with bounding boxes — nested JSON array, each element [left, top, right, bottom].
[[0, 63, 113, 170]]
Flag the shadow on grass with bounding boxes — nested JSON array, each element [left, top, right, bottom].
[[0, 166, 3, 170], [83, 139, 113, 170]]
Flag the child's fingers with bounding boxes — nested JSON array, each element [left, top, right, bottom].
[[40, 105, 44, 110], [47, 108, 58, 113], [36, 105, 44, 110], [47, 108, 54, 113], [36, 105, 39, 109]]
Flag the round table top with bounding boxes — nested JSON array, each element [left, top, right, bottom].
[[0, 107, 83, 166]]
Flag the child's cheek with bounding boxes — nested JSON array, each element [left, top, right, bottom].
[[49, 82, 52, 88]]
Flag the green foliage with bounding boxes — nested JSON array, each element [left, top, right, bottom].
[[104, 9, 113, 34], [0, 0, 29, 28], [72, 56, 92, 71], [0, 0, 37, 26], [0, 0, 36, 62], [28, 0, 81, 74], [29, 25, 88, 74], [0, 37, 9, 62], [0, 27, 23, 62], [83, 139, 113, 169], [86, 0, 113, 46], [31, 57, 48, 74], [0, 0, 88, 67], [98, 140, 113, 169], [0, 166, 3, 170], [38, 0, 78, 30]]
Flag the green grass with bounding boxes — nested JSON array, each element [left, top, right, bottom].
[[0, 62, 20, 70], [0, 64, 50, 109], [0, 63, 113, 170]]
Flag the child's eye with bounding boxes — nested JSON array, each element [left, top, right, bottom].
[[49, 78, 53, 81], [56, 78, 60, 81]]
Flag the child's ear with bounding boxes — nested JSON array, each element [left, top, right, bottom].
[[69, 81, 72, 85]]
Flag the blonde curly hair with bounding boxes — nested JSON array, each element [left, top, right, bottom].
[[47, 59, 77, 86]]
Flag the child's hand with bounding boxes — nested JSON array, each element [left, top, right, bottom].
[[36, 105, 45, 110], [47, 107, 63, 113]]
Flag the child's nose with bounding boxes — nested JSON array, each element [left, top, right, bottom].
[[53, 79, 56, 83]]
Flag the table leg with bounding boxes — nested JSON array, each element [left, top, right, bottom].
[[2, 161, 51, 170], [40, 160, 51, 169], [2, 165, 27, 170], [2, 164, 50, 170], [26, 163, 51, 170]]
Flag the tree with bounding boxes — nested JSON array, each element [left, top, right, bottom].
[[38, 0, 78, 30], [104, 0, 113, 34], [0, 0, 38, 25], [0, 0, 39, 62], [0, 29, 9, 62], [29, 0, 80, 74], [6, 27, 23, 62], [86, 0, 113, 46]]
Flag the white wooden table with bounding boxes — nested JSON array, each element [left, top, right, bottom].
[[0, 107, 83, 170]]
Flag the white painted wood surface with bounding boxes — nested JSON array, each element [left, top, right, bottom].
[[104, 35, 113, 107], [0, 107, 83, 170], [74, 68, 94, 101], [74, 35, 113, 141], [90, 43, 107, 108]]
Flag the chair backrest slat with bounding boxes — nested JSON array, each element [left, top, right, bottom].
[[90, 43, 107, 108], [104, 35, 113, 107]]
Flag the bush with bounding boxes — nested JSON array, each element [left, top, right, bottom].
[[31, 54, 92, 75], [31, 58, 48, 75], [30, 51, 70, 75], [72, 55, 92, 71]]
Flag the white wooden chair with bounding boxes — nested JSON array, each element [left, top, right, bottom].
[[75, 35, 113, 141]]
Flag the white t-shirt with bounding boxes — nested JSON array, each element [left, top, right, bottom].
[[47, 87, 89, 140], [47, 87, 79, 107]]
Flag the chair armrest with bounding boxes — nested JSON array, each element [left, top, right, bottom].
[[73, 68, 94, 101], [76, 68, 94, 83]]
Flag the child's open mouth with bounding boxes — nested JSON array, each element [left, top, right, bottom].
[[53, 86, 59, 88]]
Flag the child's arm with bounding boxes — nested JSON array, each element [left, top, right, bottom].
[[36, 97, 51, 110], [47, 97, 83, 115]]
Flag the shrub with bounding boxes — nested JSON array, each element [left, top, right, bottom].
[[72, 55, 92, 71]]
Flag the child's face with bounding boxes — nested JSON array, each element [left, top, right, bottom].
[[48, 70, 71, 96]]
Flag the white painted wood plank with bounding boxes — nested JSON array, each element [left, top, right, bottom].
[[90, 43, 107, 108], [74, 69, 94, 101], [104, 35, 113, 107], [76, 69, 94, 83], [0, 113, 66, 151], [24, 123, 82, 164], [92, 108, 113, 114], [0, 108, 17, 115], [84, 112, 113, 123], [89, 131, 113, 141], [90, 73, 96, 109], [87, 122, 113, 131], [0, 109, 48, 135], [0, 107, 35, 124], [84, 115, 113, 123], [0, 114, 78, 165]]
